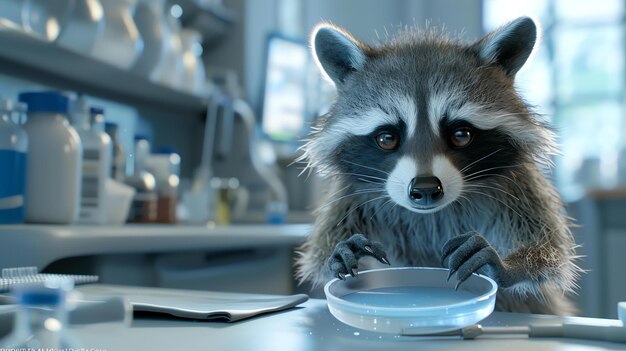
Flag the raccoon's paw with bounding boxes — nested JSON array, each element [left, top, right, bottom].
[[441, 232, 507, 289], [328, 233, 390, 280]]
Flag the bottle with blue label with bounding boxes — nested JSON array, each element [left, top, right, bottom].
[[0, 97, 28, 224]]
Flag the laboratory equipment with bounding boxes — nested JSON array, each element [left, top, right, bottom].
[[125, 136, 157, 222], [0, 278, 79, 349], [19, 91, 82, 224], [422, 302, 626, 344], [324, 267, 497, 335], [90, 0, 142, 69], [179, 28, 206, 95], [72, 104, 113, 225], [22, 0, 73, 41], [55, 0, 105, 54], [145, 148, 181, 223], [132, 0, 170, 79], [104, 122, 126, 182]]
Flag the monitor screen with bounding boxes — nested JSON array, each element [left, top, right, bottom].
[[261, 34, 334, 143]]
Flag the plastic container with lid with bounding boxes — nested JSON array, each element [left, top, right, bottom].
[[70, 101, 112, 225], [19, 91, 83, 224], [0, 97, 28, 224]]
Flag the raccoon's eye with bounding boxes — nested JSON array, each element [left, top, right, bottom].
[[450, 128, 473, 148], [376, 132, 399, 151]]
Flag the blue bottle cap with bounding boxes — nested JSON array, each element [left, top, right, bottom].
[[155, 146, 178, 154], [89, 106, 105, 115], [12, 279, 73, 306], [19, 290, 63, 306], [18, 91, 70, 114]]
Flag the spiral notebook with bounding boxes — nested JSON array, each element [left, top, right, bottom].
[[77, 284, 309, 322]]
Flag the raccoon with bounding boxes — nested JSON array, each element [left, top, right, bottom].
[[295, 17, 580, 315]]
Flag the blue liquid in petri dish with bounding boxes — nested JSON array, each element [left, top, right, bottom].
[[342, 287, 476, 308]]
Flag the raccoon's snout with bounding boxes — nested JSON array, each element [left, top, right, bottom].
[[408, 176, 444, 207]]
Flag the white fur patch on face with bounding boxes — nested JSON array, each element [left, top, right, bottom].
[[388, 94, 417, 138], [331, 108, 398, 138], [428, 93, 451, 136], [309, 95, 419, 172], [386, 156, 418, 209], [449, 102, 556, 153], [428, 93, 557, 158], [386, 155, 463, 214]]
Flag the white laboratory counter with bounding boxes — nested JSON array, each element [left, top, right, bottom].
[[0, 224, 312, 269], [67, 297, 624, 351]]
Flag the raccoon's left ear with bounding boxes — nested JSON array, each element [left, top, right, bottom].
[[474, 16, 538, 78], [311, 23, 369, 86]]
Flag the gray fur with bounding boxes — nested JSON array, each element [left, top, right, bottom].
[[296, 18, 580, 315]]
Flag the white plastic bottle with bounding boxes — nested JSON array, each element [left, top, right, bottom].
[[19, 91, 83, 224], [0, 97, 28, 224], [71, 102, 112, 224]]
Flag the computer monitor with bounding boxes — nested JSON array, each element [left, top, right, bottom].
[[260, 34, 334, 146]]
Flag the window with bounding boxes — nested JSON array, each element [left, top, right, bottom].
[[483, 0, 625, 200]]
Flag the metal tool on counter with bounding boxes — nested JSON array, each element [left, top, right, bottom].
[[403, 302, 626, 344]]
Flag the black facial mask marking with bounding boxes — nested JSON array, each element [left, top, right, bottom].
[[439, 118, 522, 181], [334, 121, 406, 186]]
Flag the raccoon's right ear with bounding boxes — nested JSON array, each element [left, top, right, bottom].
[[474, 16, 538, 78], [311, 23, 368, 85]]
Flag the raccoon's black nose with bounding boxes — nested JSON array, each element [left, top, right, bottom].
[[408, 176, 444, 206]]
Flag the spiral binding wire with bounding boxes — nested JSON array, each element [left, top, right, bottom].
[[0, 267, 99, 293]]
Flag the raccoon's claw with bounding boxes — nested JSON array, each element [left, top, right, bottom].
[[446, 268, 456, 282], [350, 268, 359, 278], [441, 232, 505, 289], [327, 233, 389, 279]]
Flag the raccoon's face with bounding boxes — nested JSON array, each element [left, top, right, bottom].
[[305, 17, 556, 214]]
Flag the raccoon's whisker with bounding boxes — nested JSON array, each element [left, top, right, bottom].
[[483, 111, 534, 119], [319, 189, 387, 210], [369, 199, 394, 221], [466, 173, 517, 186], [322, 184, 352, 202], [455, 195, 472, 216], [464, 173, 526, 197], [330, 172, 388, 182], [459, 148, 502, 174], [341, 159, 390, 175], [464, 184, 520, 201], [463, 164, 522, 181], [335, 194, 390, 227], [357, 178, 385, 185], [462, 190, 524, 219]]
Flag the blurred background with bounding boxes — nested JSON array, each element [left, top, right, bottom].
[[0, 0, 623, 319]]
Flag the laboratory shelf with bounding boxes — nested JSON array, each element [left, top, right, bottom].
[[0, 28, 208, 118], [0, 223, 312, 270]]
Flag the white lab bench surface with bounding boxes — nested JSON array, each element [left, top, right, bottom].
[[67, 297, 624, 351], [0, 224, 312, 269]]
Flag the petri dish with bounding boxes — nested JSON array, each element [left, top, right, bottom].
[[324, 267, 497, 335]]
